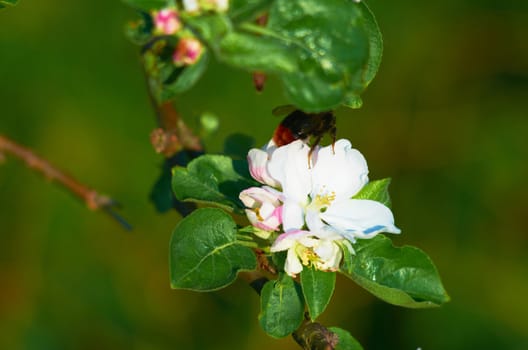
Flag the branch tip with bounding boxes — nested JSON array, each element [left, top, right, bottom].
[[0, 134, 132, 231]]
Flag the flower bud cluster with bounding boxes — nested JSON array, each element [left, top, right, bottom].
[[151, 1, 229, 66]]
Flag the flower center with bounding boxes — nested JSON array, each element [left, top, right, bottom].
[[308, 189, 336, 213], [295, 244, 318, 266]]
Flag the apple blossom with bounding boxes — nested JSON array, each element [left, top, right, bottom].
[[267, 139, 401, 242], [270, 230, 351, 277], [242, 137, 400, 275]]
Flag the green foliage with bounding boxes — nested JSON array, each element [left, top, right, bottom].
[[142, 38, 210, 101], [150, 163, 174, 212], [160, 51, 210, 99], [172, 154, 256, 213], [353, 178, 392, 207], [217, 32, 298, 72], [341, 235, 450, 308], [125, 11, 154, 45], [125, 0, 383, 111], [259, 273, 305, 338], [0, 0, 18, 9], [266, 0, 379, 111], [122, 0, 166, 12], [228, 0, 273, 23], [300, 267, 336, 321], [169, 208, 257, 291], [329, 327, 364, 350]]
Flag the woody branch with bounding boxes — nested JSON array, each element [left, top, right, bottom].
[[0, 134, 131, 230]]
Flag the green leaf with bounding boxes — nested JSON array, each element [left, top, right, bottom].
[[159, 51, 209, 99], [172, 154, 256, 213], [357, 2, 383, 89], [170, 208, 257, 291], [150, 163, 174, 213], [183, 13, 231, 43], [122, 0, 166, 12], [125, 11, 154, 45], [218, 32, 297, 73], [0, 0, 18, 9], [142, 37, 210, 102], [259, 274, 305, 338], [229, 0, 273, 23], [300, 268, 336, 321], [353, 178, 392, 208], [266, 0, 377, 111], [341, 235, 450, 308], [328, 327, 364, 350]]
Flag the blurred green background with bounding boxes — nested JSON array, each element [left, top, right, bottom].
[[1, 1, 527, 349]]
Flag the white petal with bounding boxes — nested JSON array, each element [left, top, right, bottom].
[[183, 0, 200, 12], [311, 139, 369, 200], [267, 140, 312, 201], [285, 248, 303, 276], [214, 0, 229, 11], [305, 208, 325, 232], [270, 230, 304, 252], [281, 199, 305, 231], [313, 240, 342, 270], [321, 199, 401, 240]]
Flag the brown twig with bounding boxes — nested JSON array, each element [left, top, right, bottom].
[[293, 314, 339, 350], [0, 134, 131, 230], [140, 38, 203, 157], [150, 101, 203, 157]]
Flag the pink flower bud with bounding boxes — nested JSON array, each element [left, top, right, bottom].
[[173, 37, 203, 66], [240, 187, 283, 231], [153, 8, 181, 35]]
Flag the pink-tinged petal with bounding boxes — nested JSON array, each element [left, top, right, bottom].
[[321, 199, 401, 240], [240, 186, 283, 231], [311, 139, 369, 200], [270, 229, 307, 252], [239, 186, 280, 209], [247, 148, 279, 187], [267, 140, 312, 201]]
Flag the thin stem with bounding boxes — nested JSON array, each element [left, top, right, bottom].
[[140, 45, 203, 156], [236, 233, 255, 241], [0, 134, 131, 230], [236, 240, 261, 249]]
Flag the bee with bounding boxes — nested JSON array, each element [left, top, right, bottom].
[[272, 105, 337, 164]]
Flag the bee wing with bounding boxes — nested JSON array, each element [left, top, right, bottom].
[[271, 104, 297, 117]]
